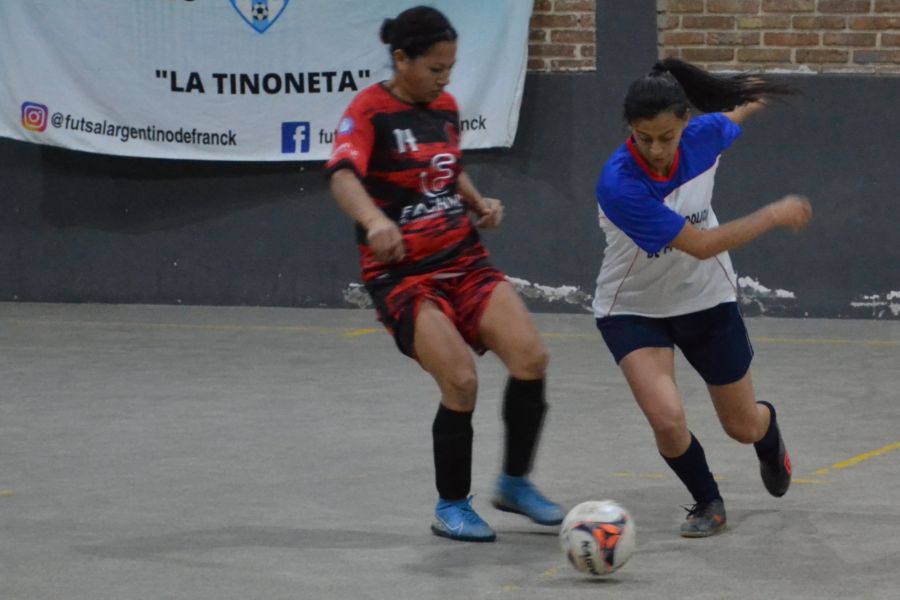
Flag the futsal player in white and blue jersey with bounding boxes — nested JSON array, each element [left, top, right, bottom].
[[593, 59, 812, 537]]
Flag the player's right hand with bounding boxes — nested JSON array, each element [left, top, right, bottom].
[[366, 216, 405, 263], [768, 194, 812, 232], [475, 197, 504, 229]]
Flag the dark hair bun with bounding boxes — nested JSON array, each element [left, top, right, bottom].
[[380, 18, 395, 45], [380, 6, 457, 59]]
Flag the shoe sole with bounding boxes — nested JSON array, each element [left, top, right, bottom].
[[430, 524, 496, 542], [680, 522, 727, 538], [491, 499, 563, 526]]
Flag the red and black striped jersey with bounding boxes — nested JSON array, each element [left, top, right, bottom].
[[326, 83, 489, 283]]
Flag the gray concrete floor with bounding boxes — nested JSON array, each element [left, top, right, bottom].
[[2, 302, 898, 599]]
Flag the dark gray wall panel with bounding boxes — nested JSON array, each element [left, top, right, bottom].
[[0, 143, 357, 307]]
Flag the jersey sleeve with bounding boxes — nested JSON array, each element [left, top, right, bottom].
[[598, 180, 687, 254], [693, 112, 742, 153], [325, 97, 375, 178]]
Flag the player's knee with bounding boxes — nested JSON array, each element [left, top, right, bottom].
[[648, 410, 687, 441], [525, 344, 550, 377], [439, 370, 478, 409], [512, 343, 549, 379], [721, 419, 757, 444]]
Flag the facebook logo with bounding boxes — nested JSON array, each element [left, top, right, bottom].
[[281, 121, 311, 153]]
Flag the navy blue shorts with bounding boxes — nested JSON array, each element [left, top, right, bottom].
[[596, 302, 753, 386]]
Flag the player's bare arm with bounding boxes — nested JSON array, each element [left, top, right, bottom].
[[458, 172, 503, 229], [723, 99, 768, 125], [670, 194, 812, 260], [329, 168, 404, 262]]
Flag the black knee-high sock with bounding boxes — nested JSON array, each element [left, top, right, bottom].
[[662, 433, 721, 504], [432, 404, 474, 500], [754, 401, 781, 464], [502, 377, 547, 477]]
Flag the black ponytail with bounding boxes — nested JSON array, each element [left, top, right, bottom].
[[380, 6, 457, 61], [624, 58, 798, 123]]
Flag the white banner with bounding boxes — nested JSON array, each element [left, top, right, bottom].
[[0, 1, 532, 161]]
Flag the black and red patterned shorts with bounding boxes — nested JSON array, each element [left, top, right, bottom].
[[365, 266, 507, 359]]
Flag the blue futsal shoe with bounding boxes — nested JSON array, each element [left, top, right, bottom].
[[491, 474, 564, 526], [431, 496, 497, 542]]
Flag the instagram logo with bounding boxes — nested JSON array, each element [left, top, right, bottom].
[[21, 101, 49, 132]]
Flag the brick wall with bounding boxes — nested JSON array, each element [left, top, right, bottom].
[[528, 0, 597, 72], [658, 0, 900, 74]]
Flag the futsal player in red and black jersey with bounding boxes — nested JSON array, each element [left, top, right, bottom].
[[326, 6, 563, 542]]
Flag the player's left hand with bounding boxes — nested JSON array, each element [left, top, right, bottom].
[[475, 197, 503, 229]]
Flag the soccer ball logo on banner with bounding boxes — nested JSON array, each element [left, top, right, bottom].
[[230, 0, 290, 34]]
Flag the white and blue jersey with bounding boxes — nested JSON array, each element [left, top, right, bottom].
[[592, 113, 742, 318]]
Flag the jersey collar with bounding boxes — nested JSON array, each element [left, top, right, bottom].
[[626, 136, 680, 183]]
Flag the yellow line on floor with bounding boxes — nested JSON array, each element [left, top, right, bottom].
[[1, 318, 351, 336], [751, 336, 898, 347], [541, 332, 595, 340], [543, 333, 898, 347], [343, 328, 380, 337], [2, 317, 898, 347], [815, 441, 900, 476], [614, 472, 667, 480]]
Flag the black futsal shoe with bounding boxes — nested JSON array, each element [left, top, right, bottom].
[[760, 425, 792, 497]]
